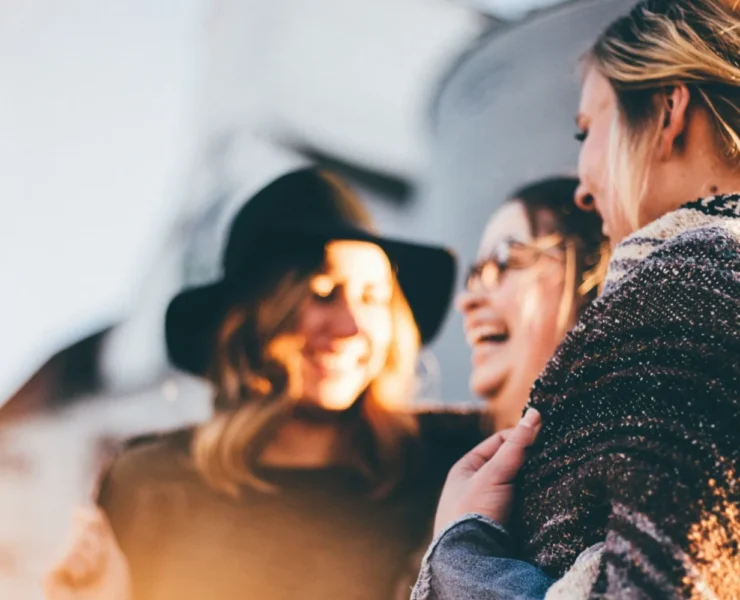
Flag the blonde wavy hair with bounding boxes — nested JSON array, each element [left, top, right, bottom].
[[584, 0, 740, 226], [191, 180, 421, 498]]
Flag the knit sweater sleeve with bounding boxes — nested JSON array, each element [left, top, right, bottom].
[[520, 227, 740, 599]]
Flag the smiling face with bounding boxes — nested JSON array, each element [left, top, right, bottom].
[[574, 0, 740, 247], [290, 240, 395, 411], [457, 202, 573, 428], [574, 66, 729, 248]]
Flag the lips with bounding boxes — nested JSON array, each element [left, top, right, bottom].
[[466, 325, 510, 347], [305, 351, 368, 378]]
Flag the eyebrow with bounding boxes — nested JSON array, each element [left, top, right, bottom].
[[478, 236, 526, 259], [318, 272, 391, 288], [494, 235, 531, 248]]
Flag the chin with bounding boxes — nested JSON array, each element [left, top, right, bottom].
[[317, 398, 357, 412], [490, 406, 521, 431], [306, 386, 363, 412], [479, 382, 529, 430], [470, 369, 507, 401]]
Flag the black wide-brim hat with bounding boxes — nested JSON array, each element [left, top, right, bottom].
[[166, 168, 456, 375]]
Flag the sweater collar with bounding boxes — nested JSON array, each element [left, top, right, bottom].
[[604, 193, 740, 293]]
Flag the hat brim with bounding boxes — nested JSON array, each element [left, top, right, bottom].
[[166, 226, 456, 375]]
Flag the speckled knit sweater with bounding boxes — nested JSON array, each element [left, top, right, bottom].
[[515, 194, 740, 598]]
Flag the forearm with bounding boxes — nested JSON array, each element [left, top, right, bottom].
[[412, 514, 554, 600]]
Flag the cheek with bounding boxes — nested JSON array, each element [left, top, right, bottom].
[[365, 310, 393, 354], [578, 136, 606, 192], [295, 302, 330, 345], [500, 273, 546, 325], [497, 284, 525, 326], [509, 274, 564, 345], [355, 309, 394, 377]]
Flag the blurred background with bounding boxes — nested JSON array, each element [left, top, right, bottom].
[[0, 0, 633, 596]]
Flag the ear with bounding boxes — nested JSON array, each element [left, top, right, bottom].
[[658, 84, 691, 160]]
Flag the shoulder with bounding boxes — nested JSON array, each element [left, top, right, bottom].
[[613, 226, 740, 326], [97, 428, 197, 505], [582, 225, 740, 331], [96, 428, 211, 558], [609, 225, 740, 296], [118, 428, 193, 471], [535, 226, 740, 398], [645, 225, 740, 276]]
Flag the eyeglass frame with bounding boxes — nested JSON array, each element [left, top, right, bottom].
[[465, 233, 570, 292]]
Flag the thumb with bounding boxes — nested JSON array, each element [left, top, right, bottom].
[[452, 428, 512, 477], [478, 408, 541, 485]]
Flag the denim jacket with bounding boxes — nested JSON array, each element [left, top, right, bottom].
[[410, 514, 553, 600]]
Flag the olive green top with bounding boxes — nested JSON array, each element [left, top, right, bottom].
[[98, 411, 484, 600]]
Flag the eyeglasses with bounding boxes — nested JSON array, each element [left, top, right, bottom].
[[466, 234, 567, 292]]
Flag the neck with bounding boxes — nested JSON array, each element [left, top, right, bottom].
[[657, 148, 740, 221], [669, 111, 740, 212], [486, 384, 531, 431], [646, 174, 740, 229], [258, 410, 353, 469], [690, 171, 740, 201]]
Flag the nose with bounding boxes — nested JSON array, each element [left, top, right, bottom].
[[331, 296, 361, 339], [455, 285, 488, 315], [574, 183, 596, 213]]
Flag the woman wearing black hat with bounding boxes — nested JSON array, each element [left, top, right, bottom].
[[44, 168, 482, 600]]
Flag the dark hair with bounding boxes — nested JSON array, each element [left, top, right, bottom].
[[508, 176, 609, 309]]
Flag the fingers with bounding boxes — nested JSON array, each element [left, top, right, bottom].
[[479, 408, 541, 485], [46, 507, 112, 589], [42, 568, 70, 600], [77, 506, 115, 539], [451, 428, 513, 476]]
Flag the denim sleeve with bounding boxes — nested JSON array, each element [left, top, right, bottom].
[[410, 514, 554, 600]]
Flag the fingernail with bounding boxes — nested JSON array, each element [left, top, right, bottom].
[[521, 408, 540, 427]]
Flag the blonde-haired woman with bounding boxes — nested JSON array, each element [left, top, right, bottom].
[[413, 1, 740, 598], [44, 168, 482, 600]]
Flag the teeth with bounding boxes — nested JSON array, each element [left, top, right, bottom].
[[466, 326, 508, 346], [312, 354, 361, 370]]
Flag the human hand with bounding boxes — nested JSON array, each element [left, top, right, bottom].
[[434, 408, 541, 535], [43, 506, 131, 600]]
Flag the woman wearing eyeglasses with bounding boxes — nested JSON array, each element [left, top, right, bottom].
[[457, 176, 607, 432]]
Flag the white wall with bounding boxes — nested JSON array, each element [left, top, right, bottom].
[[0, 0, 208, 403], [196, 0, 485, 182]]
